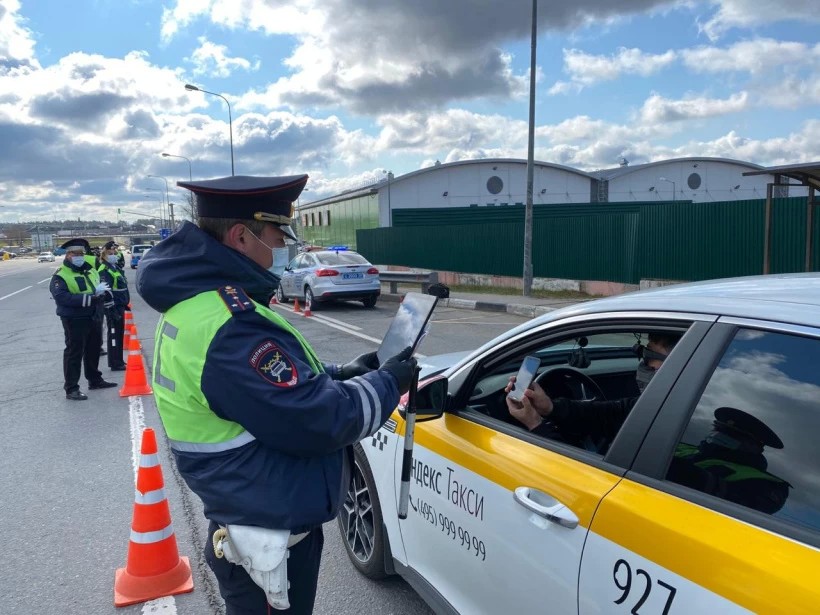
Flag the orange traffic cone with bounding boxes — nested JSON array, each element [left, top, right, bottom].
[[303, 294, 313, 318], [293, 298, 302, 313], [114, 428, 194, 607], [124, 311, 133, 327], [129, 324, 141, 350], [119, 336, 153, 397]]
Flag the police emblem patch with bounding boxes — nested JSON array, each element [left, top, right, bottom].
[[249, 340, 298, 387]]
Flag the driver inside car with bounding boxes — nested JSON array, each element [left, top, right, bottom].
[[505, 332, 681, 448]]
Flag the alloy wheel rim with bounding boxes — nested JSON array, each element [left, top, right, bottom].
[[340, 460, 375, 563]]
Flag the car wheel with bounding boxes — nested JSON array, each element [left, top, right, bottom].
[[275, 284, 289, 303], [304, 287, 318, 311], [362, 295, 378, 309], [337, 444, 388, 579]]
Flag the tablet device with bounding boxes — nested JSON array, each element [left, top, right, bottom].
[[377, 292, 438, 365], [507, 355, 540, 402]]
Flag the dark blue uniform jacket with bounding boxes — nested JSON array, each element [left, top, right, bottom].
[[136, 222, 400, 533], [50, 259, 103, 320]]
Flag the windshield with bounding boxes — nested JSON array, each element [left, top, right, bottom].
[[132, 246, 150, 254]]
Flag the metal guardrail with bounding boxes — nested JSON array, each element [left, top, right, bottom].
[[379, 270, 439, 294]]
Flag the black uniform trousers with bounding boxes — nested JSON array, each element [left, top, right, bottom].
[[105, 307, 126, 368], [205, 521, 323, 615], [61, 316, 103, 393]]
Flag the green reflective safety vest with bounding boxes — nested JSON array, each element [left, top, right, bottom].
[[152, 290, 324, 450], [99, 262, 126, 291], [675, 443, 786, 484], [56, 262, 101, 295]]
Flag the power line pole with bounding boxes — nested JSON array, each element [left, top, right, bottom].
[[523, 0, 537, 296]]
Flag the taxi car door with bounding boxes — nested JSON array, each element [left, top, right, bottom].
[[399, 415, 621, 614], [579, 320, 820, 614], [396, 318, 709, 614]]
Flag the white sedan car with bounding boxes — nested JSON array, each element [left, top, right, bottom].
[[37, 251, 55, 262], [338, 273, 820, 614]]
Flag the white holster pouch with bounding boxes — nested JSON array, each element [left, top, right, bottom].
[[213, 524, 308, 610]]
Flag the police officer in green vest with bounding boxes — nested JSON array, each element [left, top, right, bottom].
[[99, 241, 129, 370], [50, 238, 118, 400], [668, 407, 790, 514], [136, 175, 418, 614]]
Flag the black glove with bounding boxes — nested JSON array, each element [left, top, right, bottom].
[[379, 347, 418, 395], [337, 351, 380, 380]]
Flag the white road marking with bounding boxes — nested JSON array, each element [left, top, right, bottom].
[[128, 394, 178, 614], [270, 302, 426, 357], [38, 277, 51, 284], [312, 313, 362, 330], [0, 285, 32, 301], [272, 303, 383, 343]]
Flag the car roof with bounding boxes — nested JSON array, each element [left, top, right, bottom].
[[483, 274, 820, 355]]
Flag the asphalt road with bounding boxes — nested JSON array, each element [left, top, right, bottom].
[[0, 257, 529, 614]]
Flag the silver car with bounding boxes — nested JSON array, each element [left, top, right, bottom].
[[276, 247, 380, 308]]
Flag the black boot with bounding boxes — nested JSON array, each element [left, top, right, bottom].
[[66, 390, 89, 401]]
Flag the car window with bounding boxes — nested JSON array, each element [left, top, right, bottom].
[[665, 328, 820, 529], [287, 255, 303, 270], [315, 251, 369, 266], [300, 254, 316, 268], [463, 325, 690, 455]]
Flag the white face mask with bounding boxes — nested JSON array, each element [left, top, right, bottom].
[[245, 226, 289, 277], [106, 255, 119, 265], [70, 255, 86, 267]]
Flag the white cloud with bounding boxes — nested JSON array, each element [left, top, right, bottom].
[[638, 91, 750, 123], [549, 47, 678, 93], [187, 37, 260, 78], [682, 38, 820, 75], [0, 0, 40, 75], [701, 0, 820, 41]]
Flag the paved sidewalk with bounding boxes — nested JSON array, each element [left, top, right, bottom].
[[379, 288, 593, 318]]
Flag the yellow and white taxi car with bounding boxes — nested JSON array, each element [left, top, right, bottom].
[[338, 274, 820, 614]]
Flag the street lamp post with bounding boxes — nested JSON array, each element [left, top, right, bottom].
[[659, 177, 676, 202], [161, 153, 193, 181], [185, 83, 234, 176], [143, 194, 164, 228], [147, 175, 170, 228], [523, 0, 537, 296]]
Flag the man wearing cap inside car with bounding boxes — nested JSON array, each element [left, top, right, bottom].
[[136, 175, 418, 614], [50, 238, 118, 400]]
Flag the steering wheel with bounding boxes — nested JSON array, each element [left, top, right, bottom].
[[534, 367, 606, 403], [532, 367, 607, 450]]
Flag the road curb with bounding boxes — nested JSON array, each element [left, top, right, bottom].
[[380, 293, 561, 317]]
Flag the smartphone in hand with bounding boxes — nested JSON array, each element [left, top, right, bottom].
[[507, 355, 540, 402]]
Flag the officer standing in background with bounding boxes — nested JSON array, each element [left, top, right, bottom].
[[99, 241, 129, 370], [50, 238, 118, 400], [136, 174, 418, 614]]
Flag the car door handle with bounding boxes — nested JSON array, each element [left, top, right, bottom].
[[513, 487, 579, 529]]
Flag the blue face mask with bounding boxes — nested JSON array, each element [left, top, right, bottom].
[[106, 255, 119, 265], [70, 255, 86, 267], [245, 226, 290, 277], [270, 247, 290, 278]]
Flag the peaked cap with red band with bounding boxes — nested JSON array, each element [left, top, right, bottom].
[[178, 174, 308, 241]]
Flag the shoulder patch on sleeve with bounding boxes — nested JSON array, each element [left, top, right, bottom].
[[217, 285, 254, 314], [249, 340, 299, 387]]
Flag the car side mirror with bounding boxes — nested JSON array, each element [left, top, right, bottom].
[[399, 375, 447, 422]]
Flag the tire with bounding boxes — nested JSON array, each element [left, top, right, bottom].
[[362, 295, 378, 308], [337, 444, 389, 579], [275, 284, 289, 303], [304, 286, 318, 311]]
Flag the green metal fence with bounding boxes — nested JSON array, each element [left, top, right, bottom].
[[356, 198, 819, 284]]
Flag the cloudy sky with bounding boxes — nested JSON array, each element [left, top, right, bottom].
[[0, 0, 818, 223]]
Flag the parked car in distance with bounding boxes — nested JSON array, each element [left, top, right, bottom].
[[0, 249, 16, 259], [37, 251, 55, 262], [129, 244, 152, 269], [338, 273, 820, 615], [53, 247, 66, 256], [276, 246, 380, 308]]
